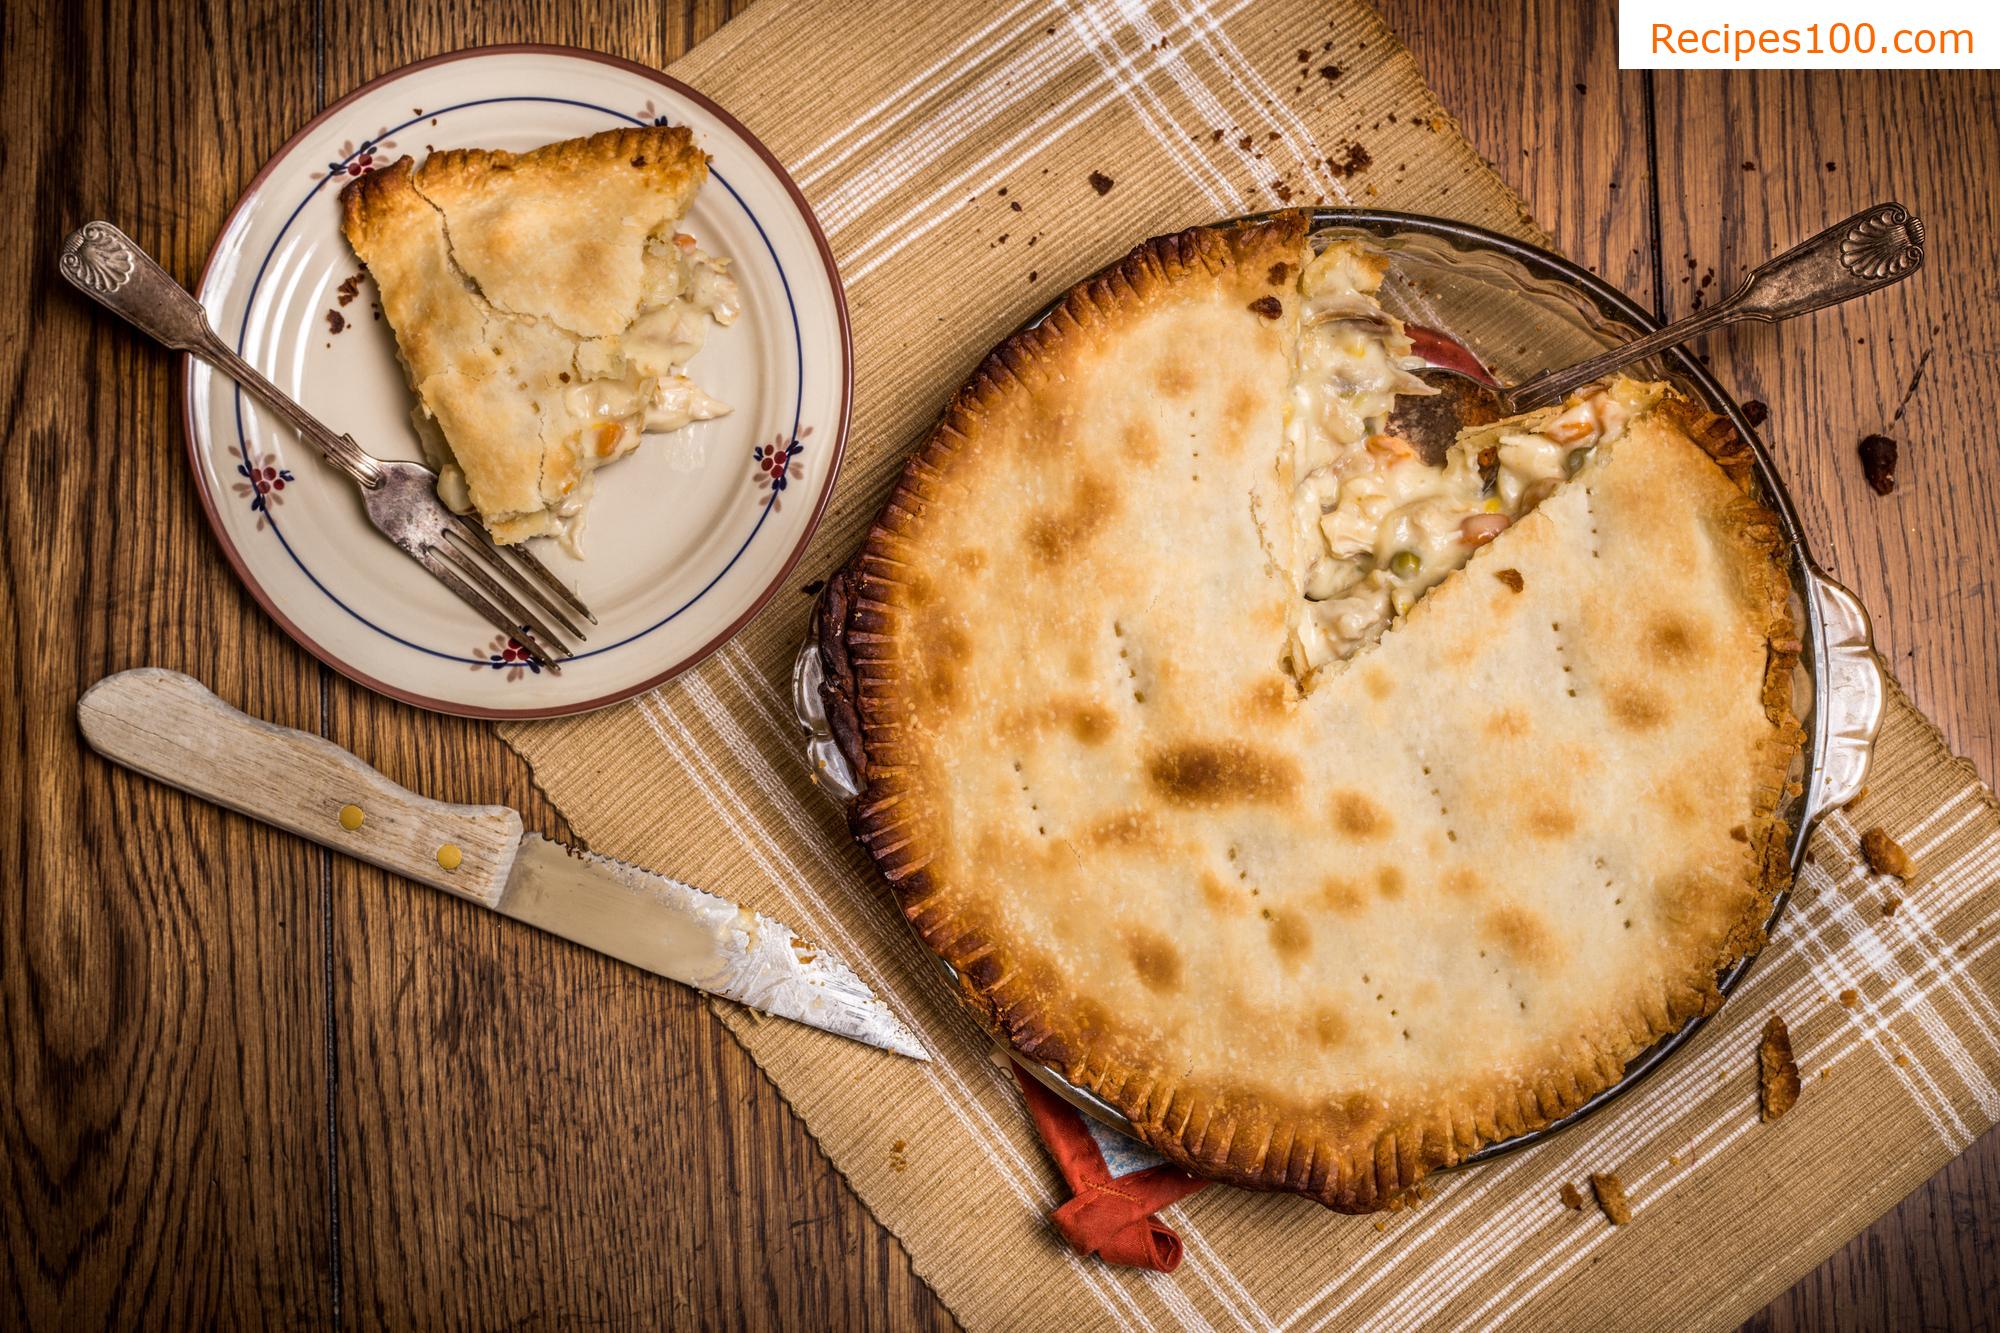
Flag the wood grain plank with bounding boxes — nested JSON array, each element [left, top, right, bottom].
[[310, 5, 950, 1326], [1652, 64, 2000, 1333], [0, 0, 334, 1324], [1375, 0, 1657, 301], [10, 0, 1995, 1326], [1652, 68, 2000, 788]]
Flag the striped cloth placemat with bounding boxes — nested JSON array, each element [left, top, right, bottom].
[[501, 1, 2000, 1325]]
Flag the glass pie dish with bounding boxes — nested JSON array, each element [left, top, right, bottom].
[[793, 209, 1884, 1166]]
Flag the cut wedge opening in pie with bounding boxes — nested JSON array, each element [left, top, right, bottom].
[[1282, 243, 1656, 680], [818, 211, 1804, 1212], [341, 127, 739, 555]]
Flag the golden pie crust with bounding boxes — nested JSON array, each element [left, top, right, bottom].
[[817, 211, 1802, 1211], [339, 127, 713, 546]]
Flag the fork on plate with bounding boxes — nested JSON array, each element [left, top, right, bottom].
[[57, 221, 591, 671]]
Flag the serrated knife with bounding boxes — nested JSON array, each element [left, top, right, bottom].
[[76, 668, 927, 1061]]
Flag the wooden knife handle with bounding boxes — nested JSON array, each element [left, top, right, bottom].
[[77, 668, 521, 905]]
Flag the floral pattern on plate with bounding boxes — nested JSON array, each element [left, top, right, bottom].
[[474, 631, 545, 682], [231, 451, 297, 530], [753, 425, 813, 510], [309, 131, 398, 182]]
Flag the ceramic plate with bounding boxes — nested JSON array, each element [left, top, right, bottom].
[[185, 46, 850, 717]]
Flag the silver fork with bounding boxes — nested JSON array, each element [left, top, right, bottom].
[[58, 220, 593, 672]]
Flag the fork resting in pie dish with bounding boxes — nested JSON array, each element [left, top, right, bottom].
[[817, 211, 1801, 1212], [340, 126, 739, 555]]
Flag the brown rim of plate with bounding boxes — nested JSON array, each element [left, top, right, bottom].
[[180, 43, 853, 720]]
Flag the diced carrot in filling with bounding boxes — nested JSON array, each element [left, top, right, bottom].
[[1285, 240, 1655, 680]]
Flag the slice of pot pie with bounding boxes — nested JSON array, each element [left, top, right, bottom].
[[340, 127, 740, 554], [818, 212, 1803, 1212]]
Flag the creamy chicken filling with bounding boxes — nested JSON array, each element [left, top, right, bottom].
[[1285, 241, 1640, 678], [432, 232, 740, 555]]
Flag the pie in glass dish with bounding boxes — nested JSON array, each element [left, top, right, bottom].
[[340, 126, 739, 554], [816, 211, 1803, 1211]]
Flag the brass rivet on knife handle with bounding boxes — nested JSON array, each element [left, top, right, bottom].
[[76, 668, 521, 906]]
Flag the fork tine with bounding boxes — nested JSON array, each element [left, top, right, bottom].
[[412, 547, 566, 675], [440, 526, 588, 641], [446, 514, 598, 625], [428, 540, 580, 661]]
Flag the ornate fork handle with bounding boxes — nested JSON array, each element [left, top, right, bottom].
[[58, 221, 384, 488], [1509, 202, 1926, 414]]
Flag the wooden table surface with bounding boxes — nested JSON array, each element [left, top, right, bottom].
[[4, 0, 1994, 1327]]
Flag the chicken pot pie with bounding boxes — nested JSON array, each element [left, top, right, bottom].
[[340, 127, 739, 554], [817, 212, 1803, 1211]]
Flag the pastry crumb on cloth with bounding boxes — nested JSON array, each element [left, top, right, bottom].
[[1759, 1015, 1801, 1122], [1861, 826, 1915, 878], [1559, 1181, 1585, 1210], [1589, 1172, 1632, 1225]]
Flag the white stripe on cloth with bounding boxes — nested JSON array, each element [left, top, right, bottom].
[[628, 691, 1162, 1332], [1093, 0, 1276, 209], [696, 644, 1232, 1328], [793, 0, 1059, 182], [814, 22, 1104, 231], [1783, 863, 1978, 1149], [1161, 1202, 1276, 1333], [841, 0, 1263, 282], [1807, 802, 2000, 1100], [1805, 842, 2000, 1121], [1148, 0, 1349, 204], [1460, 896, 2000, 1331], [1286, 814, 2000, 1333], [1062, 0, 1239, 211], [1825, 804, 2000, 1059], [1343, 867, 2000, 1333]]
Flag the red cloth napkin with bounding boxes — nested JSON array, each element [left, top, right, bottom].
[[1009, 1064, 1209, 1272]]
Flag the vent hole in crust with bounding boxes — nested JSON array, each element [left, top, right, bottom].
[[1552, 620, 1579, 698], [1419, 756, 1454, 838]]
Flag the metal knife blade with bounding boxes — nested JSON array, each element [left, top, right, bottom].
[[499, 834, 928, 1060], [73, 669, 927, 1062]]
